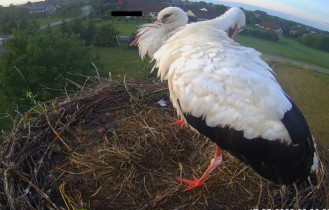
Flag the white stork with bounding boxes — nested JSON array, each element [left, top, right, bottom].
[[149, 7, 318, 191]]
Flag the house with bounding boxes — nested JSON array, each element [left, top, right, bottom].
[[258, 21, 283, 35], [186, 7, 221, 22], [28, 3, 56, 16], [125, 0, 179, 18], [0, 35, 12, 55], [0, 35, 12, 46]]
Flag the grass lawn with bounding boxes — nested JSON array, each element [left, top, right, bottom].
[[268, 59, 329, 149], [33, 17, 63, 25], [93, 43, 155, 81], [90, 18, 150, 36], [236, 35, 329, 69], [112, 19, 150, 36]]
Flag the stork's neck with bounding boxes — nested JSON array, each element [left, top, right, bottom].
[[207, 8, 244, 31], [208, 15, 235, 31]]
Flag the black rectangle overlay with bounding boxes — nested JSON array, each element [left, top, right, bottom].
[[111, 11, 143, 17]]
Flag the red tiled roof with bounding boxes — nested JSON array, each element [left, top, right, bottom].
[[188, 8, 222, 20], [259, 21, 281, 30]]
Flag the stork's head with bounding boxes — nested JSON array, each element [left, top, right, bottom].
[[129, 7, 188, 48], [156, 7, 188, 30], [219, 7, 246, 39]]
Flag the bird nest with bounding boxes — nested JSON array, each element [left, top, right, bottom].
[[0, 77, 328, 209]]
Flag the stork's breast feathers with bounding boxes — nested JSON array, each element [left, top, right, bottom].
[[136, 24, 167, 59], [155, 28, 293, 143]]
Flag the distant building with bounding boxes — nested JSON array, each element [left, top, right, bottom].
[[186, 8, 221, 22], [0, 35, 12, 55], [258, 21, 283, 35], [0, 35, 12, 46], [125, 0, 179, 18], [28, 3, 56, 16]]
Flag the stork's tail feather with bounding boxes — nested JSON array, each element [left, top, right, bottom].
[[308, 170, 318, 187], [308, 139, 321, 187]]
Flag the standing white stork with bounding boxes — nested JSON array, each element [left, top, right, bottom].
[[130, 6, 189, 127], [130, 7, 188, 60], [150, 7, 318, 191]]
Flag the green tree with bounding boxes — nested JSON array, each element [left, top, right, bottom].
[[0, 5, 30, 34], [93, 23, 120, 47], [55, 2, 82, 18], [214, 4, 227, 15], [0, 29, 96, 111], [299, 33, 329, 52]]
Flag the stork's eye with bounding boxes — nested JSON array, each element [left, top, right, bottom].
[[163, 13, 172, 20]]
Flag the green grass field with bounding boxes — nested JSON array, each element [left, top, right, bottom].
[[236, 35, 329, 69], [268, 59, 329, 148], [112, 19, 149, 36], [33, 17, 63, 26], [89, 18, 149, 36], [93, 44, 155, 81]]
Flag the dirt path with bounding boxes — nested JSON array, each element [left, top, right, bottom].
[[263, 54, 329, 74]]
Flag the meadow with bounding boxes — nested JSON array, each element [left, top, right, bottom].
[[34, 17, 63, 25], [267, 59, 329, 148], [236, 35, 329, 69]]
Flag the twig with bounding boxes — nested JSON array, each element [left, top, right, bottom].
[[293, 183, 300, 210], [65, 78, 83, 90], [92, 62, 100, 79], [256, 178, 263, 208], [123, 75, 141, 107], [16, 171, 58, 209], [45, 114, 72, 151], [4, 167, 16, 210]]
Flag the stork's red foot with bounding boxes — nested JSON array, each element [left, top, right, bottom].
[[177, 147, 223, 192], [176, 175, 205, 191], [168, 118, 185, 128]]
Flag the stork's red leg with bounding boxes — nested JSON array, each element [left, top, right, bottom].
[[168, 118, 185, 128], [176, 146, 223, 191]]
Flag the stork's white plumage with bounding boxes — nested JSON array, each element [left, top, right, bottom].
[[147, 7, 318, 191], [130, 7, 188, 60]]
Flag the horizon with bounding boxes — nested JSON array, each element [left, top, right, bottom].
[[2, 0, 329, 32], [1, 0, 44, 6], [194, 0, 329, 32]]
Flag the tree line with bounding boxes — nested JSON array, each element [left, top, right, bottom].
[[0, 18, 120, 129], [299, 33, 329, 53], [239, 27, 279, 42]]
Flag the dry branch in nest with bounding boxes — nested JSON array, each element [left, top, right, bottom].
[[0, 77, 328, 209]]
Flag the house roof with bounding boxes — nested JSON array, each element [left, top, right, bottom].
[[126, 1, 176, 13], [259, 21, 281, 30], [187, 8, 221, 20], [28, 3, 51, 11], [0, 35, 12, 39]]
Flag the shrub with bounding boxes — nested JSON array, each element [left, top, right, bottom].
[[0, 29, 96, 111], [240, 28, 279, 41], [299, 33, 329, 52], [93, 22, 120, 47]]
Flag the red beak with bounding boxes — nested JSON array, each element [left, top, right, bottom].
[[226, 24, 239, 39], [129, 20, 164, 47]]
